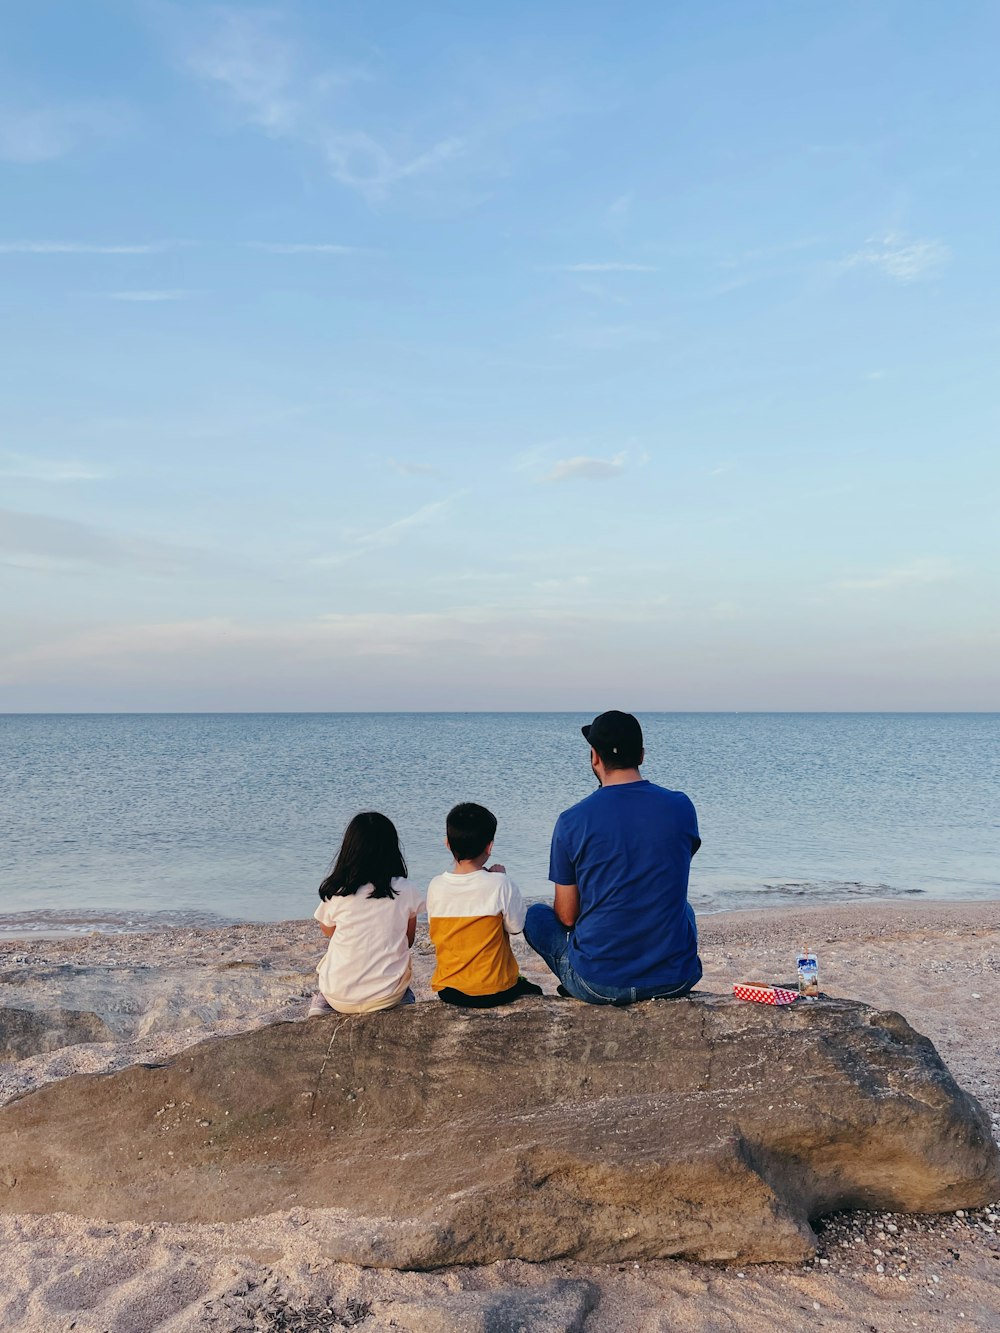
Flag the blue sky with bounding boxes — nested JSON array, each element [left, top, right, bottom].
[[1, 0, 998, 710]]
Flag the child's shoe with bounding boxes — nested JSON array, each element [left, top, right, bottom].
[[307, 991, 335, 1017]]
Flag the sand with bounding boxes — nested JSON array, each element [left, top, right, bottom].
[[1, 900, 998, 1332]]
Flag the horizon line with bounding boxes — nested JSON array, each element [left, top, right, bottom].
[[1, 709, 997, 718]]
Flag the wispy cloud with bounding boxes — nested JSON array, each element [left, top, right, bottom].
[[0, 608, 563, 692], [545, 261, 657, 273], [355, 498, 455, 546], [512, 444, 549, 474], [0, 453, 110, 483], [719, 237, 827, 269], [542, 453, 627, 483], [181, 9, 465, 202], [1, 239, 366, 258], [841, 231, 950, 283], [533, 575, 591, 593], [0, 508, 198, 575], [0, 102, 127, 163], [606, 192, 633, 225], [244, 241, 368, 255], [388, 458, 438, 477], [311, 495, 460, 567], [104, 290, 197, 302], [183, 8, 298, 132], [514, 440, 641, 482], [326, 135, 464, 197], [709, 236, 830, 297], [0, 241, 179, 255], [573, 280, 630, 307], [835, 557, 956, 592], [554, 324, 661, 351]]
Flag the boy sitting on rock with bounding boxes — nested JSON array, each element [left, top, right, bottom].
[[426, 802, 544, 1008]]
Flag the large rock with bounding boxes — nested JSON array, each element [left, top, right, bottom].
[[0, 1006, 113, 1060], [0, 995, 997, 1266]]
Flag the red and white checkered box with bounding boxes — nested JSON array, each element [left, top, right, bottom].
[[733, 982, 798, 1006]]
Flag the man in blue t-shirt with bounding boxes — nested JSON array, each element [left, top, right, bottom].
[[524, 710, 703, 1005]]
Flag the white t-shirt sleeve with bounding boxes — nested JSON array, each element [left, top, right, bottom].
[[424, 875, 443, 918], [501, 875, 527, 935], [402, 879, 425, 916], [314, 898, 344, 927]]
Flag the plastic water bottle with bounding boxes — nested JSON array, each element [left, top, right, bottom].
[[797, 949, 820, 997]]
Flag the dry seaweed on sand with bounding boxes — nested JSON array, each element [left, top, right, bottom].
[[201, 1276, 372, 1331]]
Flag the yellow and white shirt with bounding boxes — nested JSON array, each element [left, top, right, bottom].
[[426, 869, 526, 995]]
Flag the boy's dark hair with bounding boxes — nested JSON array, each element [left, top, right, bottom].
[[319, 811, 407, 901], [446, 802, 497, 862]]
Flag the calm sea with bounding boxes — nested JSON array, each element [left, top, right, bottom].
[[1, 713, 997, 935]]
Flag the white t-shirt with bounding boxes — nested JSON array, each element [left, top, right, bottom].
[[314, 877, 425, 1012]]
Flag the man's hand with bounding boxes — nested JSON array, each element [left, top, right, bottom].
[[486, 863, 506, 874]]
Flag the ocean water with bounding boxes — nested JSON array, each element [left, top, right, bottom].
[[1, 713, 997, 935]]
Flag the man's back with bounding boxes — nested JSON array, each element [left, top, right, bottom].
[[549, 779, 701, 989]]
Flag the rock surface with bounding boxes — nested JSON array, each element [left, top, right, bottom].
[[0, 1006, 113, 1061], [1, 994, 998, 1267]]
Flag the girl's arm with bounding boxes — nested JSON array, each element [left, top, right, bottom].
[[319, 922, 336, 939], [406, 914, 417, 947]]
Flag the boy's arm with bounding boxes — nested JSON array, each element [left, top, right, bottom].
[[501, 877, 527, 936]]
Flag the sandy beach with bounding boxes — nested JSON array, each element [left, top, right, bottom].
[[2, 900, 998, 1332]]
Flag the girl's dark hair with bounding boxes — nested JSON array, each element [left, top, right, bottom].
[[319, 811, 408, 901]]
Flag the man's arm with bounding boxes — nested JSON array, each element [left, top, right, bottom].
[[549, 814, 579, 927], [554, 883, 580, 928], [686, 794, 701, 856]]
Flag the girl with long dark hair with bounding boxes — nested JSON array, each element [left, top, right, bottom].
[[308, 811, 424, 1015]]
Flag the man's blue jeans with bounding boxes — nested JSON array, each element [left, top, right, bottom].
[[523, 902, 701, 1006]]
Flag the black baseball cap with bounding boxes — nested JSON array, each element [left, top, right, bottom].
[[581, 710, 643, 763]]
